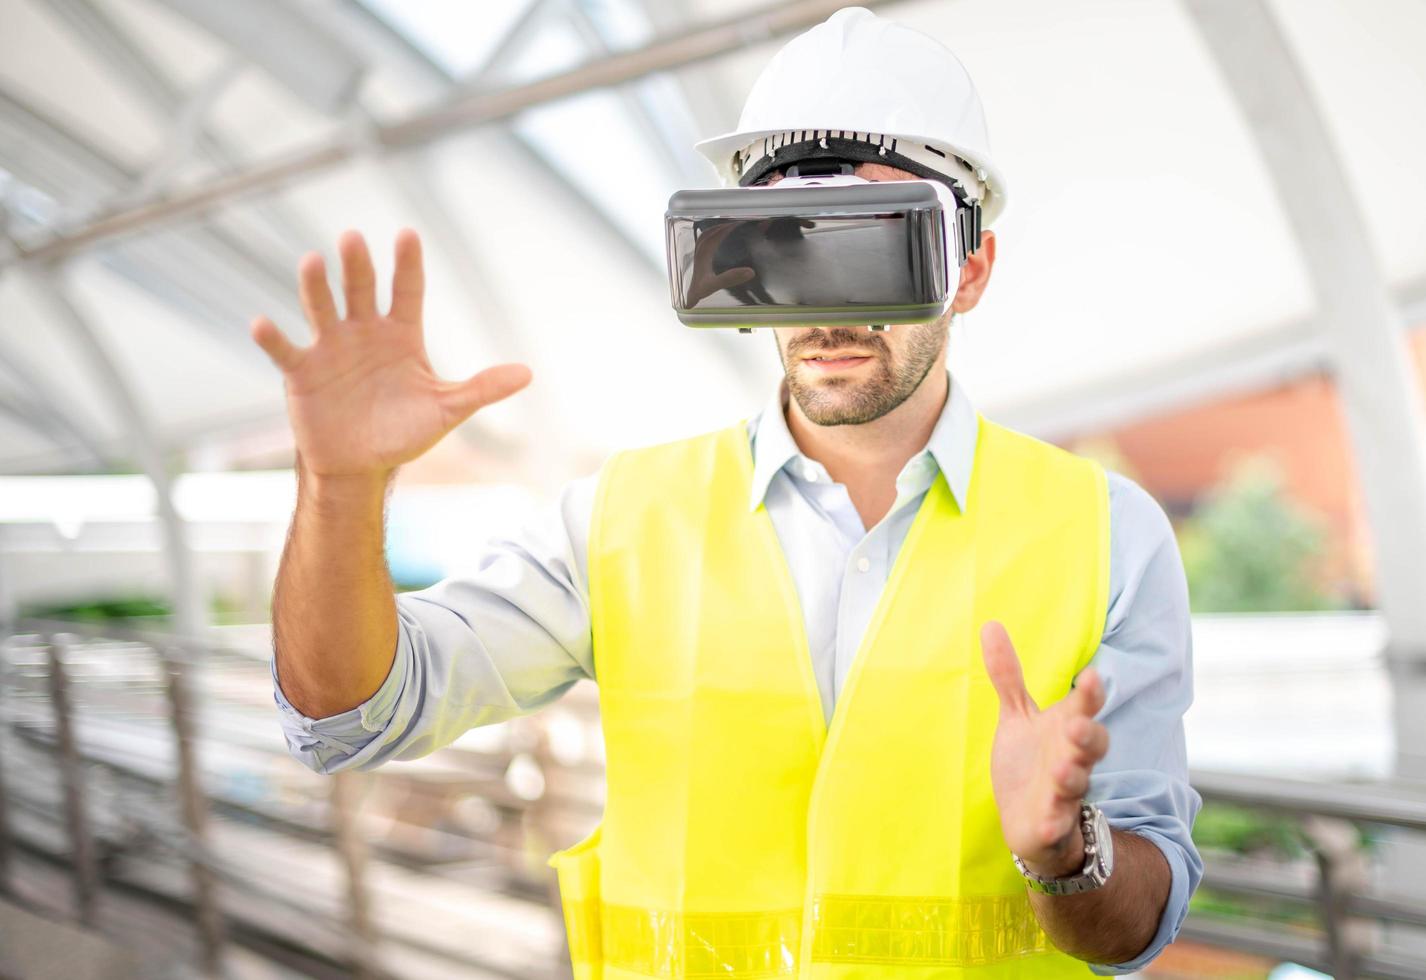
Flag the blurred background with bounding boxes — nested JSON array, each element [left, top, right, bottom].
[[1, 0, 1424, 977]]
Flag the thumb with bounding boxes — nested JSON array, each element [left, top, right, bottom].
[[980, 621, 1037, 717], [439, 362, 533, 422], [250, 315, 305, 372]]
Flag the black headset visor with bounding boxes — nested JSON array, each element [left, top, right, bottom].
[[665, 179, 962, 329]]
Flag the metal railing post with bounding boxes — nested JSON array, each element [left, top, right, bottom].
[[330, 769, 381, 980], [1304, 815, 1368, 979], [46, 635, 100, 925], [523, 715, 572, 976], [0, 637, 12, 893], [160, 644, 226, 975]]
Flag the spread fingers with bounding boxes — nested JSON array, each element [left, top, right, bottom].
[[338, 229, 377, 321], [297, 252, 338, 335]]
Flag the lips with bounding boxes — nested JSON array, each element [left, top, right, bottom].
[[802, 354, 873, 373], [801, 351, 875, 361]]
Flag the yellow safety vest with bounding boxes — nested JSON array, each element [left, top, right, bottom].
[[549, 414, 1110, 978]]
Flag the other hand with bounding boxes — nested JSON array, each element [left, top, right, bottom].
[[979, 620, 1109, 877]]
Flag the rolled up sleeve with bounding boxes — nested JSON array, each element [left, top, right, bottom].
[[272, 471, 600, 774], [1085, 473, 1204, 974]]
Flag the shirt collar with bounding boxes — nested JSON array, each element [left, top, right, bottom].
[[747, 367, 978, 513]]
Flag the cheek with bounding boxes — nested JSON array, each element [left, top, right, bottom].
[[887, 325, 940, 362], [881, 334, 908, 360]]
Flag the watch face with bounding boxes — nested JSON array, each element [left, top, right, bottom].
[[1093, 808, 1115, 878]]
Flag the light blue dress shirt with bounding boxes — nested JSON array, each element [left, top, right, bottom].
[[273, 369, 1202, 973]]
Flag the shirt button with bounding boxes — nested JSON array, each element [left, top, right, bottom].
[[855, 556, 871, 573], [803, 466, 819, 482]]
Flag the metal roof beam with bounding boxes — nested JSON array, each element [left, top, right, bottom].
[[1184, 4, 1426, 872], [150, 0, 367, 115], [564, 1, 699, 184], [24, 265, 208, 642], [1184, 0, 1426, 655], [42, 0, 323, 260], [0, 85, 304, 363], [1000, 274, 1426, 442], [0, 84, 126, 210], [0, 391, 95, 465], [466, 0, 559, 83], [624, 0, 745, 176], [330, 0, 767, 397], [0, 332, 111, 467], [5, 0, 901, 267], [334, 0, 665, 274]]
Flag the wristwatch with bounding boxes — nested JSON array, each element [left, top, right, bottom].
[[1013, 801, 1115, 895]]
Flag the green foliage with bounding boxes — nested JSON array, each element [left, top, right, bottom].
[[1188, 887, 1251, 918], [22, 591, 250, 624], [1191, 803, 1318, 936], [22, 596, 173, 621], [1189, 886, 1318, 932], [1178, 457, 1340, 612], [1193, 801, 1304, 859]]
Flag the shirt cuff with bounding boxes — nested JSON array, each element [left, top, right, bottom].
[[270, 629, 408, 773], [1088, 828, 1192, 975]]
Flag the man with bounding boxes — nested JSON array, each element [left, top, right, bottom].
[[252, 8, 1200, 976]]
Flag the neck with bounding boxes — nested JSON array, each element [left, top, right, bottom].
[[784, 357, 949, 506]]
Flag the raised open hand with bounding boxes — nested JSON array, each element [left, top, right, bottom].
[[980, 620, 1109, 877], [250, 228, 531, 481]]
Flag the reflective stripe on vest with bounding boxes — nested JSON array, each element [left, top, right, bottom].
[[550, 415, 1110, 978]]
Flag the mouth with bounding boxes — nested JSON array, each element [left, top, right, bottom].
[[800, 350, 875, 372]]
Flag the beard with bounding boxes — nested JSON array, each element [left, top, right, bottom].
[[780, 322, 946, 426]]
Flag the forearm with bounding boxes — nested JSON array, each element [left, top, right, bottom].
[[1027, 829, 1170, 965], [273, 460, 398, 718]]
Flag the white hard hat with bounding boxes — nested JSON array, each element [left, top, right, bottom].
[[695, 6, 1009, 225]]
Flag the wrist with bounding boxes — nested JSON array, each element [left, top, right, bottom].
[[299, 463, 395, 504], [1015, 803, 1116, 896], [1021, 823, 1086, 879]]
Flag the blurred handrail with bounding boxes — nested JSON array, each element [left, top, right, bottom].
[[9, 616, 257, 660], [4, 718, 545, 870], [11, 621, 1426, 978], [1191, 768, 1426, 831], [1188, 768, 1426, 979]]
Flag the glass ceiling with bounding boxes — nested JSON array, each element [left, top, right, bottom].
[[360, 0, 710, 265], [0, 0, 1423, 482]]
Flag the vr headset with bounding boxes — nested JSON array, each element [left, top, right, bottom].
[[665, 157, 983, 332]]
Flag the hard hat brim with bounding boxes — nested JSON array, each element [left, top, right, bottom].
[[694, 127, 1008, 226]]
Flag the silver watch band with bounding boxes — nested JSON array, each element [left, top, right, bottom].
[[1012, 801, 1115, 895]]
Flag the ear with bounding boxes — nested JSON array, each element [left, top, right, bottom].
[[952, 229, 996, 314]]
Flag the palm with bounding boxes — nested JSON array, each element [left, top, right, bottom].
[[989, 707, 1051, 817], [283, 311, 451, 476], [251, 229, 530, 479]]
